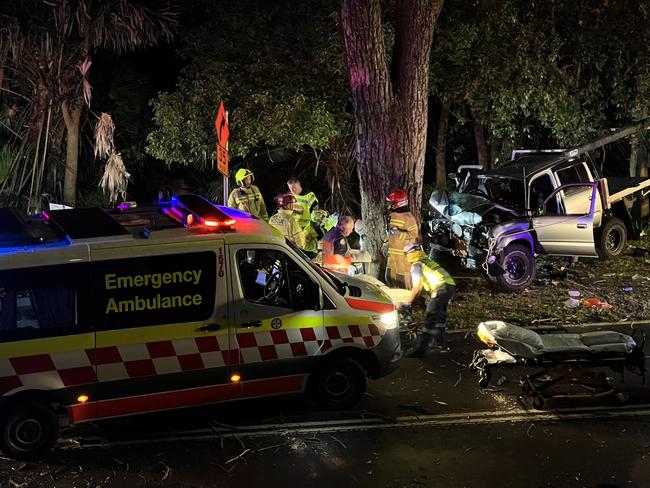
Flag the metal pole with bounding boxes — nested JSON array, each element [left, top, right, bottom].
[[223, 110, 229, 205]]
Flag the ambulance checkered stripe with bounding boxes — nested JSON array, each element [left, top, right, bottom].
[[0, 325, 384, 394]]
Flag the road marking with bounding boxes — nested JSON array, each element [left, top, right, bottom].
[[62, 403, 650, 449]]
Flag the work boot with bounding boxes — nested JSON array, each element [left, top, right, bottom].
[[405, 347, 427, 358]]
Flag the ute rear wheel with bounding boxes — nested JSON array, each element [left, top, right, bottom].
[[0, 402, 59, 460], [597, 217, 627, 260], [310, 357, 367, 409], [491, 243, 536, 292]]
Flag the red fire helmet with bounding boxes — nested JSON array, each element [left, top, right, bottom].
[[387, 189, 409, 209], [276, 192, 296, 207]]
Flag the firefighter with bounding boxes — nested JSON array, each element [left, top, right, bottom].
[[385, 189, 420, 289], [287, 177, 319, 255], [401, 243, 456, 358], [321, 215, 355, 274], [269, 193, 305, 248], [228, 168, 269, 221]]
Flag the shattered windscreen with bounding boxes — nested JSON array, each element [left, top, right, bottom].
[[462, 176, 527, 214], [429, 186, 521, 226]]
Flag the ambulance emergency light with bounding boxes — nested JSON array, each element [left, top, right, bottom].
[[161, 194, 236, 230]]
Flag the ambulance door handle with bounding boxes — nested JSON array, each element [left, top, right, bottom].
[[196, 323, 221, 332], [241, 320, 263, 328]]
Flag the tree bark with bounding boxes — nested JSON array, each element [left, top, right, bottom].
[[473, 112, 489, 169], [340, 0, 443, 272], [435, 104, 449, 188], [62, 100, 82, 207]]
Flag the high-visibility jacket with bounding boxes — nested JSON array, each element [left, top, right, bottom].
[[411, 257, 456, 294], [321, 227, 351, 273], [291, 191, 319, 252], [387, 210, 419, 257], [227, 185, 268, 221], [293, 191, 319, 228], [269, 209, 306, 248]]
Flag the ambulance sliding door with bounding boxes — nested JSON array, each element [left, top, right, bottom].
[[83, 242, 231, 421], [227, 244, 325, 396]]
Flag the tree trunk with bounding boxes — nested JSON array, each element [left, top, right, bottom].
[[340, 0, 443, 273], [62, 100, 82, 207], [435, 104, 449, 188], [473, 112, 489, 169]]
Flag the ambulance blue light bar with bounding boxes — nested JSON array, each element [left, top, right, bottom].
[[162, 194, 236, 230]]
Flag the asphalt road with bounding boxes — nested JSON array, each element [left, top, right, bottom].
[[2, 322, 650, 487]]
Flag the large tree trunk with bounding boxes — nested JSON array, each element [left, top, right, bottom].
[[435, 104, 449, 188], [62, 100, 82, 207], [340, 0, 443, 273], [473, 112, 489, 169]]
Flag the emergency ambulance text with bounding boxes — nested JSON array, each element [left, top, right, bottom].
[[104, 270, 203, 290]]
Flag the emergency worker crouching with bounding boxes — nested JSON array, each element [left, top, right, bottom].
[[385, 189, 420, 289], [269, 193, 306, 248], [228, 169, 269, 221], [287, 177, 319, 255], [400, 244, 456, 358], [321, 215, 355, 274]]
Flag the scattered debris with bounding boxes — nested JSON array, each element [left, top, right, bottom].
[[526, 424, 535, 438], [330, 435, 348, 449], [433, 400, 449, 406], [564, 298, 580, 308], [398, 404, 433, 415], [454, 372, 462, 387], [496, 375, 508, 386], [568, 290, 581, 298]]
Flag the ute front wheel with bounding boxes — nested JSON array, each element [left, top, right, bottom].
[[491, 243, 536, 292]]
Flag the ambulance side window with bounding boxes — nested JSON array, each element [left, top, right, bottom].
[[0, 264, 85, 342], [236, 249, 319, 310]]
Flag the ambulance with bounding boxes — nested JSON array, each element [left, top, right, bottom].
[[0, 194, 401, 459]]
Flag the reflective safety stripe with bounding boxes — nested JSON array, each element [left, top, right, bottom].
[[68, 375, 307, 423]]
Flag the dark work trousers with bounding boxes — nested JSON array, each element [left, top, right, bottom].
[[414, 284, 456, 350]]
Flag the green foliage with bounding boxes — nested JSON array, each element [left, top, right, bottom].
[[431, 0, 650, 158], [146, 0, 346, 168]]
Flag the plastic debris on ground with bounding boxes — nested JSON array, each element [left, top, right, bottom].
[[582, 297, 613, 309], [564, 298, 580, 308], [568, 290, 581, 298]]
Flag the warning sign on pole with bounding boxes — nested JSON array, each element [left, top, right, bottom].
[[215, 101, 229, 176]]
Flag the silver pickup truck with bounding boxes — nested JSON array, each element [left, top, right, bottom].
[[426, 124, 650, 292]]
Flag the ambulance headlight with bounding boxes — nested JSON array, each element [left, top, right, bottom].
[[375, 310, 398, 329]]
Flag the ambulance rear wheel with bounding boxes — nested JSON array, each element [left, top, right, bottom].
[[311, 357, 367, 409], [0, 401, 59, 460]]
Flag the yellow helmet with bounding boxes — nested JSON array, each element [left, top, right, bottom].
[[235, 168, 254, 186], [404, 243, 426, 264]]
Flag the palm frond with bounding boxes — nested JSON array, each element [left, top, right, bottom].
[[99, 151, 131, 202]]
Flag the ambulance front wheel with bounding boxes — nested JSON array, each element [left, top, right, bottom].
[[310, 357, 367, 409], [0, 401, 59, 460]]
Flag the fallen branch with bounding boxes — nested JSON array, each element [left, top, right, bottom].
[[330, 435, 347, 449], [225, 448, 251, 465]]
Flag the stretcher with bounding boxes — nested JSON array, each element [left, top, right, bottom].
[[470, 320, 646, 408]]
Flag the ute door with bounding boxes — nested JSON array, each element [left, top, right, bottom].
[[554, 162, 603, 227], [532, 182, 599, 256], [228, 244, 324, 395]]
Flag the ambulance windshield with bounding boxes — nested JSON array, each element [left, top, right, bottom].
[[285, 239, 345, 295]]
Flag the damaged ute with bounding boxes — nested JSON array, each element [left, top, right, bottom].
[[426, 122, 650, 292]]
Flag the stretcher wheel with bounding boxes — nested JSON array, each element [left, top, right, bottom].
[[531, 395, 545, 409], [0, 401, 59, 460]]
